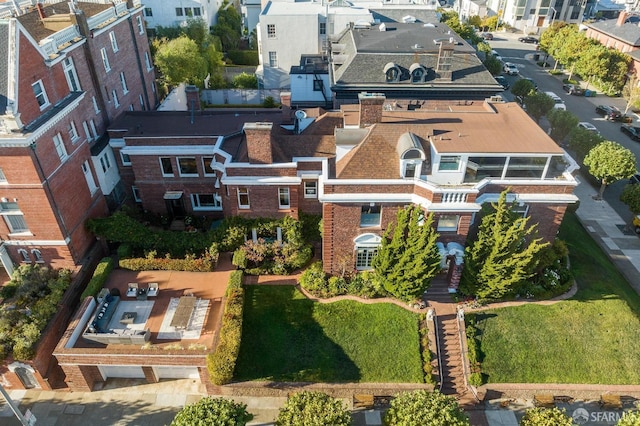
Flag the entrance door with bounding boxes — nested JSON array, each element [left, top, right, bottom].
[[167, 197, 185, 219]]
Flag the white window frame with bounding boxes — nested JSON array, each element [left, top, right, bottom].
[[160, 157, 174, 177], [144, 52, 152, 71], [119, 72, 128, 94], [92, 96, 100, 114], [267, 24, 276, 38], [319, 22, 326, 35], [0, 168, 7, 184], [202, 157, 216, 176], [31, 249, 44, 263], [89, 119, 98, 139], [184, 7, 193, 17], [136, 15, 144, 34], [53, 133, 68, 162], [132, 186, 142, 202], [360, 205, 381, 228], [437, 214, 460, 232], [69, 120, 79, 143], [278, 187, 290, 209], [193, 7, 201, 16], [354, 233, 382, 271], [438, 156, 461, 172], [268, 51, 278, 68], [99, 152, 111, 173], [82, 160, 98, 195], [112, 89, 120, 108], [237, 187, 250, 209], [100, 48, 111, 72], [120, 151, 131, 166], [139, 94, 144, 107], [177, 157, 198, 177], [82, 121, 92, 141], [175, 7, 183, 16], [109, 31, 119, 52], [1, 202, 29, 235], [18, 248, 30, 263], [191, 193, 222, 211], [304, 181, 317, 198], [129, 104, 134, 111], [63, 57, 81, 91], [144, 7, 152, 16], [32, 80, 49, 110]]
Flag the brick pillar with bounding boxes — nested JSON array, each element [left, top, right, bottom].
[[243, 122, 273, 164], [142, 366, 158, 383], [198, 367, 218, 394], [61, 365, 101, 392], [185, 85, 201, 111], [358, 93, 385, 127], [322, 203, 334, 275]]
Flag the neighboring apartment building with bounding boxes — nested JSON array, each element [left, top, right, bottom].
[[140, 0, 221, 31], [0, 0, 157, 276], [585, 11, 640, 75], [256, 0, 439, 89], [108, 91, 578, 277]]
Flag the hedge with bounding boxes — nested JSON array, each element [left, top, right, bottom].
[[207, 270, 245, 385], [81, 257, 115, 299], [119, 255, 217, 272], [226, 50, 259, 66]]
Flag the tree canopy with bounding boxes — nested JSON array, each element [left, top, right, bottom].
[[170, 397, 252, 426], [384, 390, 470, 426], [621, 183, 640, 215], [524, 92, 555, 123], [547, 109, 579, 143], [439, 10, 481, 44], [511, 79, 536, 104], [617, 409, 640, 426], [567, 127, 603, 160], [584, 141, 637, 199], [622, 73, 640, 113], [372, 205, 442, 302], [212, 0, 242, 51], [276, 392, 351, 426], [520, 407, 575, 426], [460, 190, 548, 301]]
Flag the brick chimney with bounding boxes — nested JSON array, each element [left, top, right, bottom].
[[280, 91, 292, 122], [358, 92, 385, 127], [243, 122, 273, 164], [617, 11, 628, 26], [185, 85, 201, 111]]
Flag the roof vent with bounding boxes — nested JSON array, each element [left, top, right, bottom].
[[379, 23, 386, 31], [402, 15, 416, 23], [412, 43, 423, 49], [424, 23, 436, 27], [354, 20, 371, 29]]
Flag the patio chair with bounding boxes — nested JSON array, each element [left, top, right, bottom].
[[126, 283, 138, 297], [147, 282, 159, 297]]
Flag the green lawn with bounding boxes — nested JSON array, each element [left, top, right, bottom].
[[473, 212, 640, 384], [235, 285, 424, 383]]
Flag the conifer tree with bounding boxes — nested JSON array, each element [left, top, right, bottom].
[[460, 190, 548, 301], [372, 205, 441, 302]]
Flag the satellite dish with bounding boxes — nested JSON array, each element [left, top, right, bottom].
[[295, 110, 307, 120]]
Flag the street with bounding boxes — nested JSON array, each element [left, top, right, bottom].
[[489, 32, 639, 225]]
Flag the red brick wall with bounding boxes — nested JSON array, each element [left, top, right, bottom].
[[358, 94, 385, 127], [223, 185, 299, 219], [527, 203, 567, 242], [244, 124, 273, 164]]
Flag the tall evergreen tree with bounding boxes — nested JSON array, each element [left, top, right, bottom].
[[460, 190, 548, 301], [372, 206, 441, 302]]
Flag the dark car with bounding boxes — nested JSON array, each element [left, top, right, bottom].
[[495, 75, 509, 90], [523, 77, 538, 90], [621, 124, 640, 141], [595, 105, 622, 121], [630, 173, 640, 185], [481, 32, 494, 40], [562, 83, 584, 96], [518, 36, 539, 44]]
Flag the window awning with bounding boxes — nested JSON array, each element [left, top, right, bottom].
[[163, 191, 184, 200]]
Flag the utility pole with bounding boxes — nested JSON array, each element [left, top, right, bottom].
[[0, 384, 30, 425]]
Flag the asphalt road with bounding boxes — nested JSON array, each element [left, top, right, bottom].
[[489, 33, 639, 225]]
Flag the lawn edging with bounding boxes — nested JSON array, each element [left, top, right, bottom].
[[477, 383, 640, 401]]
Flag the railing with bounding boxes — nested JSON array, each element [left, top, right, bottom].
[[431, 308, 445, 392], [439, 191, 468, 203], [456, 309, 480, 403], [87, 7, 116, 30]]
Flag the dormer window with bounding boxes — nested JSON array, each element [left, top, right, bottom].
[[384, 62, 400, 83], [410, 63, 426, 83], [397, 133, 426, 179]]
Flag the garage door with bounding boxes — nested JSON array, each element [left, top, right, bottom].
[[98, 365, 145, 379], [153, 366, 200, 379]]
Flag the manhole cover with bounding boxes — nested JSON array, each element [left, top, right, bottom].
[[63, 404, 85, 415]]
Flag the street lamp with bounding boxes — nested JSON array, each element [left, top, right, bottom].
[[549, 6, 557, 26]]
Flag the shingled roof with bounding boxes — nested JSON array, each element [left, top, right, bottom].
[[586, 18, 640, 47]]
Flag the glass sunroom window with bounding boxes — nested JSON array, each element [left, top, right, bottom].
[[505, 157, 546, 179]]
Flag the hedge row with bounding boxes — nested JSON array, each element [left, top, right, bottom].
[[465, 315, 483, 387], [226, 50, 259, 66], [119, 254, 218, 272], [81, 257, 115, 299], [419, 314, 435, 385], [207, 270, 244, 385]]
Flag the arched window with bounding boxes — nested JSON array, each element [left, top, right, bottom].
[[397, 133, 426, 179], [384, 62, 400, 83], [17, 249, 30, 263], [31, 249, 44, 263], [409, 63, 427, 83], [353, 233, 382, 270]]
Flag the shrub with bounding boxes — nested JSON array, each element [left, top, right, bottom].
[[117, 243, 132, 259], [328, 276, 348, 295], [384, 390, 469, 426], [521, 407, 574, 426], [419, 314, 435, 384], [263, 96, 276, 108], [0, 282, 17, 300], [81, 257, 115, 299], [226, 50, 259, 65], [276, 391, 351, 426], [232, 72, 258, 89], [171, 396, 252, 425], [119, 254, 216, 272], [207, 271, 244, 385], [299, 262, 328, 296], [465, 315, 483, 385]]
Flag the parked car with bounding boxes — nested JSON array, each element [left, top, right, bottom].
[[522, 77, 538, 91], [595, 105, 622, 121], [562, 83, 584, 96], [494, 75, 509, 90], [633, 214, 640, 234], [491, 49, 502, 62], [629, 173, 640, 185], [621, 123, 640, 141], [481, 32, 494, 40], [518, 36, 539, 44], [503, 62, 519, 75], [544, 91, 566, 110], [577, 122, 599, 134]]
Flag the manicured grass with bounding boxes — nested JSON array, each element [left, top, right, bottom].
[[473, 212, 640, 384], [235, 285, 424, 383]]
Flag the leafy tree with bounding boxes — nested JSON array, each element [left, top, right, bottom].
[[232, 72, 258, 89], [622, 73, 640, 113], [621, 184, 640, 214], [538, 21, 569, 66], [171, 397, 252, 425], [484, 55, 502, 75], [567, 127, 603, 160], [584, 141, 637, 199], [372, 205, 442, 302], [617, 409, 640, 426], [384, 390, 470, 426], [547, 109, 579, 143], [460, 190, 548, 301], [468, 15, 482, 28], [440, 10, 480, 44], [481, 15, 498, 32], [511, 79, 536, 104], [601, 49, 632, 94], [520, 407, 574, 426], [212, 0, 242, 51], [276, 392, 351, 426], [477, 41, 491, 55], [524, 92, 555, 123], [153, 36, 208, 86], [555, 26, 591, 80]]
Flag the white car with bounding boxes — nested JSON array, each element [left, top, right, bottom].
[[577, 122, 599, 134], [491, 50, 502, 62], [544, 91, 566, 110], [503, 62, 519, 75]]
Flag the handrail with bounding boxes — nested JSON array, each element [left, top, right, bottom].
[[431, 308, 445, 393], [456, 308, 480, 403]]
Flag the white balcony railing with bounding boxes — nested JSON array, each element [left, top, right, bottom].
[[439, 192, 469, 203], [87, 7, 116, 30]]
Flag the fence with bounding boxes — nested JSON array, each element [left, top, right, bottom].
[[200, 89, 282, 106]]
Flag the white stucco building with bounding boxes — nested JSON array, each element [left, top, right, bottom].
[[140, 0, 222, 29]]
